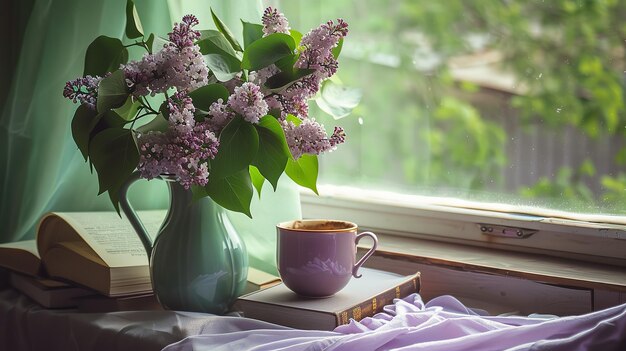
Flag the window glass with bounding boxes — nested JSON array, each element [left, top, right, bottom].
[[274, 0, 626, 216]]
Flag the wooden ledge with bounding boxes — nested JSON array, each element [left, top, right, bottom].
[[360, 234, 626, 292]]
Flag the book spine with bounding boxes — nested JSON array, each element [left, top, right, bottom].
[[335, 274, 421, 326]]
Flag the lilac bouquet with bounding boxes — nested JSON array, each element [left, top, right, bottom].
[[63, 2, 357, 216]]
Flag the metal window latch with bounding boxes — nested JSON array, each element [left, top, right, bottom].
[[477, 224, 537, 239]]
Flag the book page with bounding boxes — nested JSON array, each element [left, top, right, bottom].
[[0, 240, 40, 258], [0, 240, 41, 276], [55, 211, 166, 268]]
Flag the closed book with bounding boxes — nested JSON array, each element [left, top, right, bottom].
[[235, 267, 421, 330], [10, 273, 96, 308], [75, 293, 162, 312], [243, 267, 282, 294]]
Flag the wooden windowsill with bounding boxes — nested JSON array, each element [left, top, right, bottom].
[[359, 234, 626, 292]]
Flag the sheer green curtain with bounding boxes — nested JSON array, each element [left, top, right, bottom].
[[0, 0, 299, 275]]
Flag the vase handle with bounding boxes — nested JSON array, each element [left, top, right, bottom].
[[119, 170, 155, 258]]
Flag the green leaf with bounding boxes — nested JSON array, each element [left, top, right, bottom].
[[241, 33, 296, 71], [249, 165, 265, 197], [136, 113, 168, 133], [90, 110, 126, 138], [198, 38, 242, 82], [211, 8, 243, 52], [89, 128, 139, 195], [113, 96, 140, 121], [71, 104, 99, 160], [206, 54, 242, 82], [125, 0, 144, 39], [108, 186, 122, 215], [188, 84, 230, 111], [274, 54, 298, 72], [241, 21, 264, 48], [145, 33, 155, 53], [206, 169, 253, 217], [84, 36, 129, 76], [290, 29, 303, 46], [331, 38, 343, 59], [210, 116, 259, 179], [315, 80, 362, 119], [265, 68, 315, 92], [285, 154, 319, 194], [97, 70, 129, 113], [72, 106, 126, 161], [198, 30, 238, 57], [286, 114, 302, 126], [253, 116, 290, 189], [268, 108, 282, 119]]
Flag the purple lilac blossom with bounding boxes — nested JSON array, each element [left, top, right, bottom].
[[168, 15, 201, 49], [63, 75, 103, 109], [282, 119, 346, 159], [207, 98, 234, 132], [227, 82, 269, 124], [123, 15, 208, 96], [137, 121, 219, 188], [263, 18, 348, 119], [261, 7, 290, 36], [167, 91, 196, 134], [248, 65, 279, 89]]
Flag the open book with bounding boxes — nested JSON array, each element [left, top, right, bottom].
[[0, 211, 165, 297]]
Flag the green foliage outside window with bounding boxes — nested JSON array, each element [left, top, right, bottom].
[[281, 0, 626, 214]]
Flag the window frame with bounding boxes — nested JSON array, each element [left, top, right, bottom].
[[300, 185, 626, 267]]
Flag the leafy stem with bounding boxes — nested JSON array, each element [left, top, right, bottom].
[[124, 40, 151, 54], [125, 110, 156, 126], [138, 96, 158, 114]]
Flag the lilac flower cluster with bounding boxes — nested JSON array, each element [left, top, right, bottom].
[[168, 15, 201, 49], [167, 91, 196, 134], [123, 15, 208, 96], [63, 75, 102, 109], [283, 119, 346, 159], [203, 82, 268, 132], [64, 8, 352, 191], [227, 83, 269, 124], [127, 15, 218, 187], [252, 12, 349, 124], [137, 121, 219, 188], [262, 7, 290, 36], [255, 9, 349, 159]]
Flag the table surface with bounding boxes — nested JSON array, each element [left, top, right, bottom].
[[0, 271, 283, 351]]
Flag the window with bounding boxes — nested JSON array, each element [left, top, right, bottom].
[[274, 0, 626, 261]]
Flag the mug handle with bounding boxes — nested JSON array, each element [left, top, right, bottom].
[[353, 231, 378, 278]]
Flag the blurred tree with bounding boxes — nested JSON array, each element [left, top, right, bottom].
[[279, 0, 626, 213]]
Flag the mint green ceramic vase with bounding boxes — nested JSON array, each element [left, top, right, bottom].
[[119, 171, 247, 314]]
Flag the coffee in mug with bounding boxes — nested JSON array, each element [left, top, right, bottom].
[[276, 219, 378, 297]]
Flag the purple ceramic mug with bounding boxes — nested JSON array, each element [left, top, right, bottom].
[[276, 219, 378, 298]]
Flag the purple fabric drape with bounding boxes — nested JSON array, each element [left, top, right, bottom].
[[163, 294, 626, 351]]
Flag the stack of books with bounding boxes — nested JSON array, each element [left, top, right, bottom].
[[0, 210, 287, 312], [0, 211, 166, 311]]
